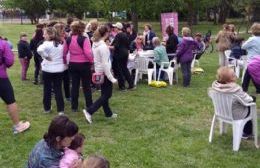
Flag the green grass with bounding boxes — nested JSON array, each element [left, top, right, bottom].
[[0, 22, 260, 168]]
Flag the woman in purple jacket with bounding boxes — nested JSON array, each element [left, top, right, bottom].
[[176, 27, 199, 87], [0, 38, 30, 134]]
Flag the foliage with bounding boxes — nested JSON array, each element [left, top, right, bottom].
[[1, 0, 48, 24], [49, 0, 90, 19]]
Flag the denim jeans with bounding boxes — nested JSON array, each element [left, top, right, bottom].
[[19, 58, 30, 80]]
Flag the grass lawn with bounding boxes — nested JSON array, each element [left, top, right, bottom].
[[0, 22, 260, 168]]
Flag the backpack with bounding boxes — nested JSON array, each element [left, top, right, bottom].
[[66, 35, 86, 50]]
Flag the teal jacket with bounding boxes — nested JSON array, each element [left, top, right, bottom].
[[153, 45, 169, 67]]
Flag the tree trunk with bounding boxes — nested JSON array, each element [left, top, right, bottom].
[[251, 4, 260, 22], [131, 11, 138, 33], [218, 0, 230, 24]]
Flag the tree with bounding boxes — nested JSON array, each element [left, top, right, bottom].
[[2, 0, 48, 24], [49, 0, 90, 19]]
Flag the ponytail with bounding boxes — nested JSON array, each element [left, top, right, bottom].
[[92, 25, 108, 42]]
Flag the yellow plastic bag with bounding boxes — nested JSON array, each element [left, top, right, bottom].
[[149, 80, 167, 88]]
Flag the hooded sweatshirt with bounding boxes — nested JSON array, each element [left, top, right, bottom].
[[211, 80, 253, 120], [176, 37, 198, 63], [0, 39, 14, 78], [247, 56, 260, 85], [92, 40, 117, 83]]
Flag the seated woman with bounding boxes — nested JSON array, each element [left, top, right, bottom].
[[129, 34, 144, 53], [210, 67, 254, 138], [152, 37, 169, 80], [27, 116, 79, 168]]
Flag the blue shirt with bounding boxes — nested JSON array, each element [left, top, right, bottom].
[[242, 36, 260, 62], [27, 139, 64, 168]]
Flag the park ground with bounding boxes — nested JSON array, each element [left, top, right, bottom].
[[0, 21, 260, 168]]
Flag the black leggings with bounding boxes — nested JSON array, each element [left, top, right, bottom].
[[0, 78, 15, 105]]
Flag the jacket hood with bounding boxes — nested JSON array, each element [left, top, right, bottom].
[[211, 80, 240, 93]]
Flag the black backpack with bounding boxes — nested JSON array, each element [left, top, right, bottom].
[[66, 35, 86, 50]]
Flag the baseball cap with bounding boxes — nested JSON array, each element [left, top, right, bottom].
[[112, 22, 123, 30]]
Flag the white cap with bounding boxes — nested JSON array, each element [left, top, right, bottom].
[[112, 22, 123, 30]]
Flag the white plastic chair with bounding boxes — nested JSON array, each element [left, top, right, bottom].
[[157, 60, 178, 85], [134, 57, 155, 85], [225, 50, 236, 68], [208, 89, 258, 151]]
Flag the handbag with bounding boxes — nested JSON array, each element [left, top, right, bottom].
[[92, 72, 105, 84]]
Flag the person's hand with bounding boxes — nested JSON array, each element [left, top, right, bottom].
[[70, 159, 82, 168]]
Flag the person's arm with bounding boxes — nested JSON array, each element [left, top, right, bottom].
[[83, 38, 93, 63], [37, 42, 51, 61], [153, 49, 160, 63], [176, 43, 185, 62], [63, 40, 69, 64], [100, 45, 117, 83], [241, 38, 253, 50], [3, 42, 14, 68]]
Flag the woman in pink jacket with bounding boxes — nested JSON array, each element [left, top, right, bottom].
[[63, 21, 93, 112]]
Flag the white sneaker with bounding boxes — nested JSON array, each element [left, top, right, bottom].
[[58, 112, 64, 116], [108, 113, 118, 119], [83, 109, 92, 124]]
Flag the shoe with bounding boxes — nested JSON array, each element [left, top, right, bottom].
[[242, 133, 253, 140], [119, 88, 127, 92], [58, 112, 65, 115], [127, 86, 136, 91], [107, 113, 118, 119], [83, 109, 92, 124], [33, 81, 38, 85], [13, 121, 30, 134], [43, 110, 51, 114]]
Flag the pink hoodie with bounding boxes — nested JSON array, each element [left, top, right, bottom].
[[63, 35, 93, 64], [59, 148, 81, 168]]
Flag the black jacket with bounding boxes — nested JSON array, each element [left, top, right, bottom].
[[18, 40, 32, 59], [166, 34, 179, 53]]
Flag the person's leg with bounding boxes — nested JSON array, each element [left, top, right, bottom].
[[87, 77, 112, 116], [19, 58, 26, 80], [81, 63, 93, 109], [219, 52, 226, 66], [115, 59, 126, 90], [180, 62, 189, 87], [53, 72, 64, 112], [121, 57, 134, 88], [69, 63, 81, 111], [242, 69, 251, 92], [63, 69, 71, 99], [186, 61, 192, 86], [25, 58, 30, 80], [42, 71, 52, 111], [0, 78, 19, 125], [34, 56, 40, 83]]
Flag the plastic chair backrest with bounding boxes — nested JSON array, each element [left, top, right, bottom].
[[208, 89, 234, 121], [224, 50, 232, 58], [135, 57, 153, 72]]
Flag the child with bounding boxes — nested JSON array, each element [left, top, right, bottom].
[[82, 155, 110, 168], [210, 67, 254, 138], [17, 32, 32, 80], [60, 133, 85, 168], [176, 27, 198, 87], [194, 33, 205, 60]]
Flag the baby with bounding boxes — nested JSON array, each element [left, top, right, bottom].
[[59, 133, 85, 168]]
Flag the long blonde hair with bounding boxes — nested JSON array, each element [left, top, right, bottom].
[[92, 25, 109, 42]]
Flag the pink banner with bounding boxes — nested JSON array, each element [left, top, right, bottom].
[[161, 12, 178, 41]]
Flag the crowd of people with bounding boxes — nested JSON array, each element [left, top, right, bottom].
[[1, 16, 260, 166]]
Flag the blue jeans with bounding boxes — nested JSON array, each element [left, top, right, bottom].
[[180, 61, 192, 87]]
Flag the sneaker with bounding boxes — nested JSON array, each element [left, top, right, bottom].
[[13, 121, 30, 134], [83, 109, 92, 124], [242, 133, 252, 140], [119, 88, 127, 92], [127, 86, 136, 91], [107, 113, 118, 119], [43, 110, 51, 114], [58, 112, 65, 116]]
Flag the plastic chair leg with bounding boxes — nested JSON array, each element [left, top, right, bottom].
[[147, 70, 153, 84], [209, 115, 216, 143], [157, 69, 161, 81], [232, 122, 243, 151], [134, 69, 139, 85]]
